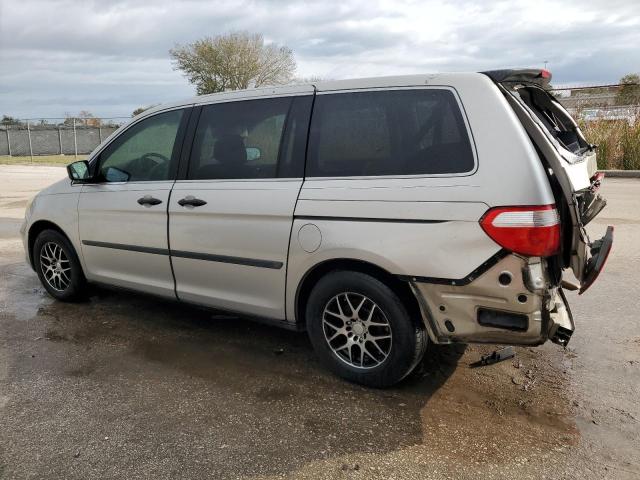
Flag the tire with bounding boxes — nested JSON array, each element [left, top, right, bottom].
[[306, 270, 427, 388], [33, 229, 86, 301]]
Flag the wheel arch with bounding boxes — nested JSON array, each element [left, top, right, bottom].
[[294, 258, 423, 329], [28, 220, 75, 269]]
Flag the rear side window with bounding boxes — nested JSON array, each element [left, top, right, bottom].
[[188, 97, 292, 180], [307, 89, 475, 177]]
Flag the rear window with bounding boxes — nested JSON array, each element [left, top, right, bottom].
[[306, 89, 475, 177], [516, 86, 589, 154]]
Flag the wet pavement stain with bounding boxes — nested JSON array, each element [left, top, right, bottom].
[[1, 260, 581, 479]]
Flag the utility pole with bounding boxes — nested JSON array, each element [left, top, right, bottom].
[[5, 128, 11, 157], [73, 118, 78, 161], [27, 120, 34, 163]]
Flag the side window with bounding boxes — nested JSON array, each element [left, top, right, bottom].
[[307, 89, 475, 177], [98, 109, 184, 182], [188, 97, 292, 180]]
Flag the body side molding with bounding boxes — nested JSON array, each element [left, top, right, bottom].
[[81, 240, 283, 269]]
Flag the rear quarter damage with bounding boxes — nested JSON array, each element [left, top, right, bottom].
[[408, 253, 574, 346], [287, 73, 573, 347]]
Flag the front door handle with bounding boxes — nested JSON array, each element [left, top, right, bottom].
[[137, 195, 163, 206], [178, 196, 207, 207]]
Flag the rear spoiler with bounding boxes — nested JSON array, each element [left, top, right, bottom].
[[481, 69, 552, 88]]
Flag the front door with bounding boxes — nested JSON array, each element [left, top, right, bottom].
[[78, 108, 188, 298], [169, 95, 312, 319]]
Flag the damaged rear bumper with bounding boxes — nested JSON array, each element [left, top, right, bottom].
[[547, 288, 574, 347], [407, 252, 574, 347]]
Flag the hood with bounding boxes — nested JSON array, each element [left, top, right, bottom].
[[39, 176, 74, 196]]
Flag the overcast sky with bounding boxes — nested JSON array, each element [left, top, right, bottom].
[[1, 0, 639, 119]]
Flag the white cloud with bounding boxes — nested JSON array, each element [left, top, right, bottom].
[[1, 0, 639, 117]]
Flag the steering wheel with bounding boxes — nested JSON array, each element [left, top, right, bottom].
[[129, 152, 170, 180]]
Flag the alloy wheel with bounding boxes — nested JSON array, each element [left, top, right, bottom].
[[40, 241, 71, 292], [322, 292, 392, 369]]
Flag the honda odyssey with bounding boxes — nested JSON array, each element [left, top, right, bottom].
[[21, 69, 613, 387]]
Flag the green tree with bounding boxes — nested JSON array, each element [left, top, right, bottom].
[[1, 115, 21, 126], [170, 32, 296, 95], [615, 73, 640, 105]]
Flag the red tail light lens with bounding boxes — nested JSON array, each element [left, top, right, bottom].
[[480, 205, 561, 257]]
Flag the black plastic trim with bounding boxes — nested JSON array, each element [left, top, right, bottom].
[[82, 240, 168, 256], [579, 225, 614, 294], [481, 69, 551, 88], [477, 307, 529, 332], [397, 249, 509, 286], [81, 240, 283, 270], [170, 250, 283, 269], [177, 106, 203, 181], [280, 95, 314, 178]]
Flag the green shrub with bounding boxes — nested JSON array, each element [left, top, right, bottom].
[[620, 120, 640, 169], [579, 116, 640, 170]]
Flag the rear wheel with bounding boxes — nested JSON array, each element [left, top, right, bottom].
[[306, 271, 427, 388], [33, 229, 86, 301]]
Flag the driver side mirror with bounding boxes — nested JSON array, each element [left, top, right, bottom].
[[66, 160, 92, 183]]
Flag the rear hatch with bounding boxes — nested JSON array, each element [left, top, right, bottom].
[[482, 69, 613, 293]]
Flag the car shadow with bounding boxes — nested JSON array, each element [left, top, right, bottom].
[[17, 282, 465, 477]]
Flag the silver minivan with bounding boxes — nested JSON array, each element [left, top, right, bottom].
[[21, 69, 613, 387]]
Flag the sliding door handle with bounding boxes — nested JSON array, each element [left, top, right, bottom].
[[178, 196, 207, 207], [137, 195, 163, 206]]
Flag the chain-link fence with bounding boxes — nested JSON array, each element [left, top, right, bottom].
[[0, 117, 129, 160], [566, 105, 639, 124]]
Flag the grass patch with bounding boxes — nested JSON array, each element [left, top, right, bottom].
[[0, 155, 86, 166], [579, 115, 640, 170]]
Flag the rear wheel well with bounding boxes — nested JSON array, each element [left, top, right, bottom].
[[28, 221, 70, 268], [295, 259, 423, 328]]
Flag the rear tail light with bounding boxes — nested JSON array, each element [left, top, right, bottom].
[[480, 205, 561, 257]]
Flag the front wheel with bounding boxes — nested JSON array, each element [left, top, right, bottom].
[[306, 271, 427, 388], [33, 229, 86, 301]]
